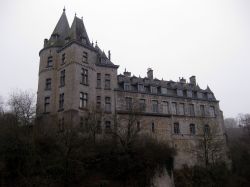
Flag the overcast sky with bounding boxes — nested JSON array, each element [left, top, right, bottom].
[[0, 0, 249, 118]]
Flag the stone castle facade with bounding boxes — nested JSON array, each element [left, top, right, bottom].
[[37, 9, 228, 169]]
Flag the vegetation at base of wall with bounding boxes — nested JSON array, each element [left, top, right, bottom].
[[174, 124, 250, 187], [0, 114, 175, 187]]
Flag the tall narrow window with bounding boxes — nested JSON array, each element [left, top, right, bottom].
[[80, 92, 88, 108], [162, 101, 169, 114], [137, 121, 141, 131], [59, 93, 64, 110], [174, 122, 180, 134], [97, 73, 101, 88], [105, 121, 111, 134], [105, 97, 111, 112], [96, 96, 101, 109], [45, 78, 51, 90], [190, 124, 196, 135], [60, 70, 65, 87], [125, 97, 132, 110], [152, 122, 155, 133], [105, 74, 111, 89], [209, 106, 215, 117], [44, 97, 50, 113], [82, 51, 88, 63], [179, 103, 185, 115], [152, 100, 158, 113], [47, 56, 53, 67], [200, 105, 205, 116], [204, 124, 210, 136], [172, 102, 177, 115], [81, 68, 88, 85], [139, 99, 146, 112], [61, 53, 65, 64], [189, 104, 195, 116]]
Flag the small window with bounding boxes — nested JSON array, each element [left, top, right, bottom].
[[174, 122, 180, 134], [200, 105, 205, 116], [80, 92, 88, 108], [152, 122, 155, 133], [61, 53, 66, 64], [60, 70, 65, 87], [96, 96, 101, 109], [44, 97, 50, 113], [82, 51, 88, 63], [59, 93, 64, 110], [124, 83, 131, 91], [137, 121, 141, 131], [151, 86, 157, 94], [204, 124, 210, 136], [97, 73, 101, 88], [45, 78, 51, 90], [162, 101, 169, 114], [105, 97, 111, 112], [105, 121, 111, 134], [190, 124, 195, 135], [47, 56, 53, 67], [172, 102, 177, 115], [161, 87, 167, 95], [209, 106, 215, 117], [187, 90, 192, 98]]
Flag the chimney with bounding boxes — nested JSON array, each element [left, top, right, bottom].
[[179, 77, 186, 83], [147, 68, 153, 79], [108, 50, 111, 60], [124, 69, 131, 77], [44, 38, 48, 47], [189, 76, 196, 85]]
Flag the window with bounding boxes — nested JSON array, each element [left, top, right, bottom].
[[125, 97, 132, 110], [204, 124, 210, 136], [94, 121, 101, 134], [152, 122, 155, 133], [61, 53, 65, 64], [152, 100, 158, 113], [187, 90, 192, 98], [96, 96, 101, 109], [161, 87, 167, 95], [124, 83, 131, 91], [59, 117, 64, 131], [209, 106, 215, 117], [80, 117, 84, 127], [189, 104, 195, 116], [44, 97, 50, 113], [179, 103, 185, 115], [200, 105, 205, 116], [172, 102, 177, 115], [105, 74, 111, 89], [59, 93, 64, 110], [190, 124, 196, 135], [45, 78, 51, 90], [139, 99, 146, 112], [97, 73, 101, 88], [137, 121, 141, 131], [177, 89, 183, 97], [151, 86, 157, 94], [138, 84, 144, 92], [174, 122, 180, 134], [162, 101, 169, 114], [105, 121, 111, 134], [80, 92, 88, 108], [60, 70, 65, 87], [47, 56, 53, 67], [82, 51, 88, 63], [81, 68, 88, 85], [105, 97, 111, 112]]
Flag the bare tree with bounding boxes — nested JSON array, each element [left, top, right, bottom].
[[195, 123, 226, 168], [224, 118, 237, 128], [8, 90, 36, 125], [237, 113, 250, 135], [0, 95, 4, 115]]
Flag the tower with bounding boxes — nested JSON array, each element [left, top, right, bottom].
[[37, 9, 118, 127]]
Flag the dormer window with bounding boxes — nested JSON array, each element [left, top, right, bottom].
[[81, 37, 87, 44], [124, 83, 131, 91], [187, 90, 192, 98], [151, 86, 157, 94], [52, 33, 59, 40], [161, 87, 167, 95], [177, 89, 183, 97], [138, 84, 144, 92]]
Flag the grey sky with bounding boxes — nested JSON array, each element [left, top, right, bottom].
[[0, 0, 249, 118]]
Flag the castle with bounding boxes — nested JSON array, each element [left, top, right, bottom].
[[37, 9, 228, 168]]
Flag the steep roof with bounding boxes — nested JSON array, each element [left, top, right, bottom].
[[69, 16, 91, 46]]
